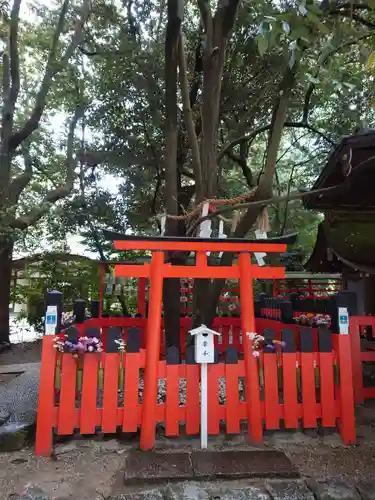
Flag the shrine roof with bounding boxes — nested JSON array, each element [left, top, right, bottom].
[[304, 129, 375, 211], [305, 222, 375, 275]]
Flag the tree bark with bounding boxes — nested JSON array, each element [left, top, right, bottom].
[[204, 67, 297, 327], [162, 0, 184, 353], [0, 240, 13, 344]]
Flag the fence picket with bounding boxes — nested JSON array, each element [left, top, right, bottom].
[[102, 353, 120, 433], [80, 354, 100, 434], [58, 355, 78, 435]]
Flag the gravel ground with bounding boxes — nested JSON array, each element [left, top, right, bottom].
[[0, 341, 42, 366], [2, 410, 375, 499]]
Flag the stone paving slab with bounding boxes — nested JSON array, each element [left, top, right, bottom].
[[0, 362, 40, 374], [165, 482, 271, 499], [265, 480, 315, 500], [307, 480, 361, 500], [191, 450, 298, 479], [123, 452, 193, 484], [123, 450, 298, 485], [13, 479, 375, 500], [357, 482, 375, 500]]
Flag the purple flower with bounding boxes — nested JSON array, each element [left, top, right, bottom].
[[76, 342, 86, 352]]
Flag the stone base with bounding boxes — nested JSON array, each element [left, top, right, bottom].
[[123, 450, 298, 485]]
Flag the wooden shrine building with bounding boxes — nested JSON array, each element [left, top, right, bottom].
[[304, 130, 375, 315]]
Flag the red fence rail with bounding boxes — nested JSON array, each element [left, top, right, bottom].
[[71, 316, 324, 356], [36, 325, 356, 456], [349, 316, 375, 404]]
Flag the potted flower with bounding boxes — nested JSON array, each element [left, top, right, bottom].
[[53, 335, 103, 358]]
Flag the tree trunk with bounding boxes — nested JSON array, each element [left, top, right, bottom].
[[0, 240, 13, 344]]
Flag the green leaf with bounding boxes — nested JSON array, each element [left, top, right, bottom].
[[366, 50, 375, 71], [256, 35, 268, 57], [305, 73, 320, 85], [307, 12, 330, 34]]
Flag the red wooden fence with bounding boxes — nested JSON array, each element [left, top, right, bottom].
[[349, 316, 375, 404], [35, 325, 356, 456], [72, 316, 323, 356]]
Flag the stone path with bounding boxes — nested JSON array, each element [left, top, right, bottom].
[[0, 364, 40, 452], [11, 478, 375, 500]]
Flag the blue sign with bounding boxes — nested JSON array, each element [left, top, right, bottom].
[[339, 315, 348, 324], [46, 315, 57, 325]]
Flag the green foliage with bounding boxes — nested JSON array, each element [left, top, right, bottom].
[[12, 257, 100, 330], [10, 0, 375, 269]]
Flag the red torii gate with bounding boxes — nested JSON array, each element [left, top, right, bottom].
[[103, 231, 293, 450]]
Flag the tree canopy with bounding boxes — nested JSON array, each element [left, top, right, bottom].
[[2, 0, 375, 344]]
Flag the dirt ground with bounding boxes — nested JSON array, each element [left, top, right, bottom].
[[0, 341, 42, 367], [1, 404, 375, 500]]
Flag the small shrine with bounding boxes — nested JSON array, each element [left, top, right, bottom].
[[304, 129, 375, 315]]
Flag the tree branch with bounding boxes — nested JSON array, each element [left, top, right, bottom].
[[261, 67, 297, 192], [11, 105, 84, 230], [8, 147, 33, 204], [303, 34, 371, 123], [332, 10, 375, 28], [178, 33, 203, 198], [217, 120, 335, 161], [9, 0, 91, 151], [197, 0, 212, 33], [186, 184, 339, 236], [9, 0, 22, 107], [215, 0, 241, 38], [226, 141, 254, 188], [78, 45, 127, 57]]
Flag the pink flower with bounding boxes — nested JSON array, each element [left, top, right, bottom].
[[252, 350, 260, 357]]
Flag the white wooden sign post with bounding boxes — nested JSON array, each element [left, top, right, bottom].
[[189, 324, 221, 449], [45, 305, 58, 336], [338, 307, 349, 334]]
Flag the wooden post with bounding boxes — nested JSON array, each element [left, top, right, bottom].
[[140, 251, 164, 450], [337, 334, 356, 444], [35, 336, 57, 456], [239, 252, 263, 443]]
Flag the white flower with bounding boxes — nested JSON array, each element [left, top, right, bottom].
[[88, 345, 94, 352], [252, 350, 260, 357]]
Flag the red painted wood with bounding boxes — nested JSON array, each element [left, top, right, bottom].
[[336, 335, 356, 444], [58, 355, 78, 435], [35, 337, 58, 456], [80, 354, 100, 434], [319, 352, 336, 428], [185, 364, 200, 435], [263, 353, 280, 429], [225, 362, 241, 434], [123, 353, 142, 432], [165, 364, 180, 436], [239, 253, 263, 443], [282, 353, 299, 428], [102, 353, 120, 433], [207, 364, 222, 435], [300, 353, 317, 428]]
